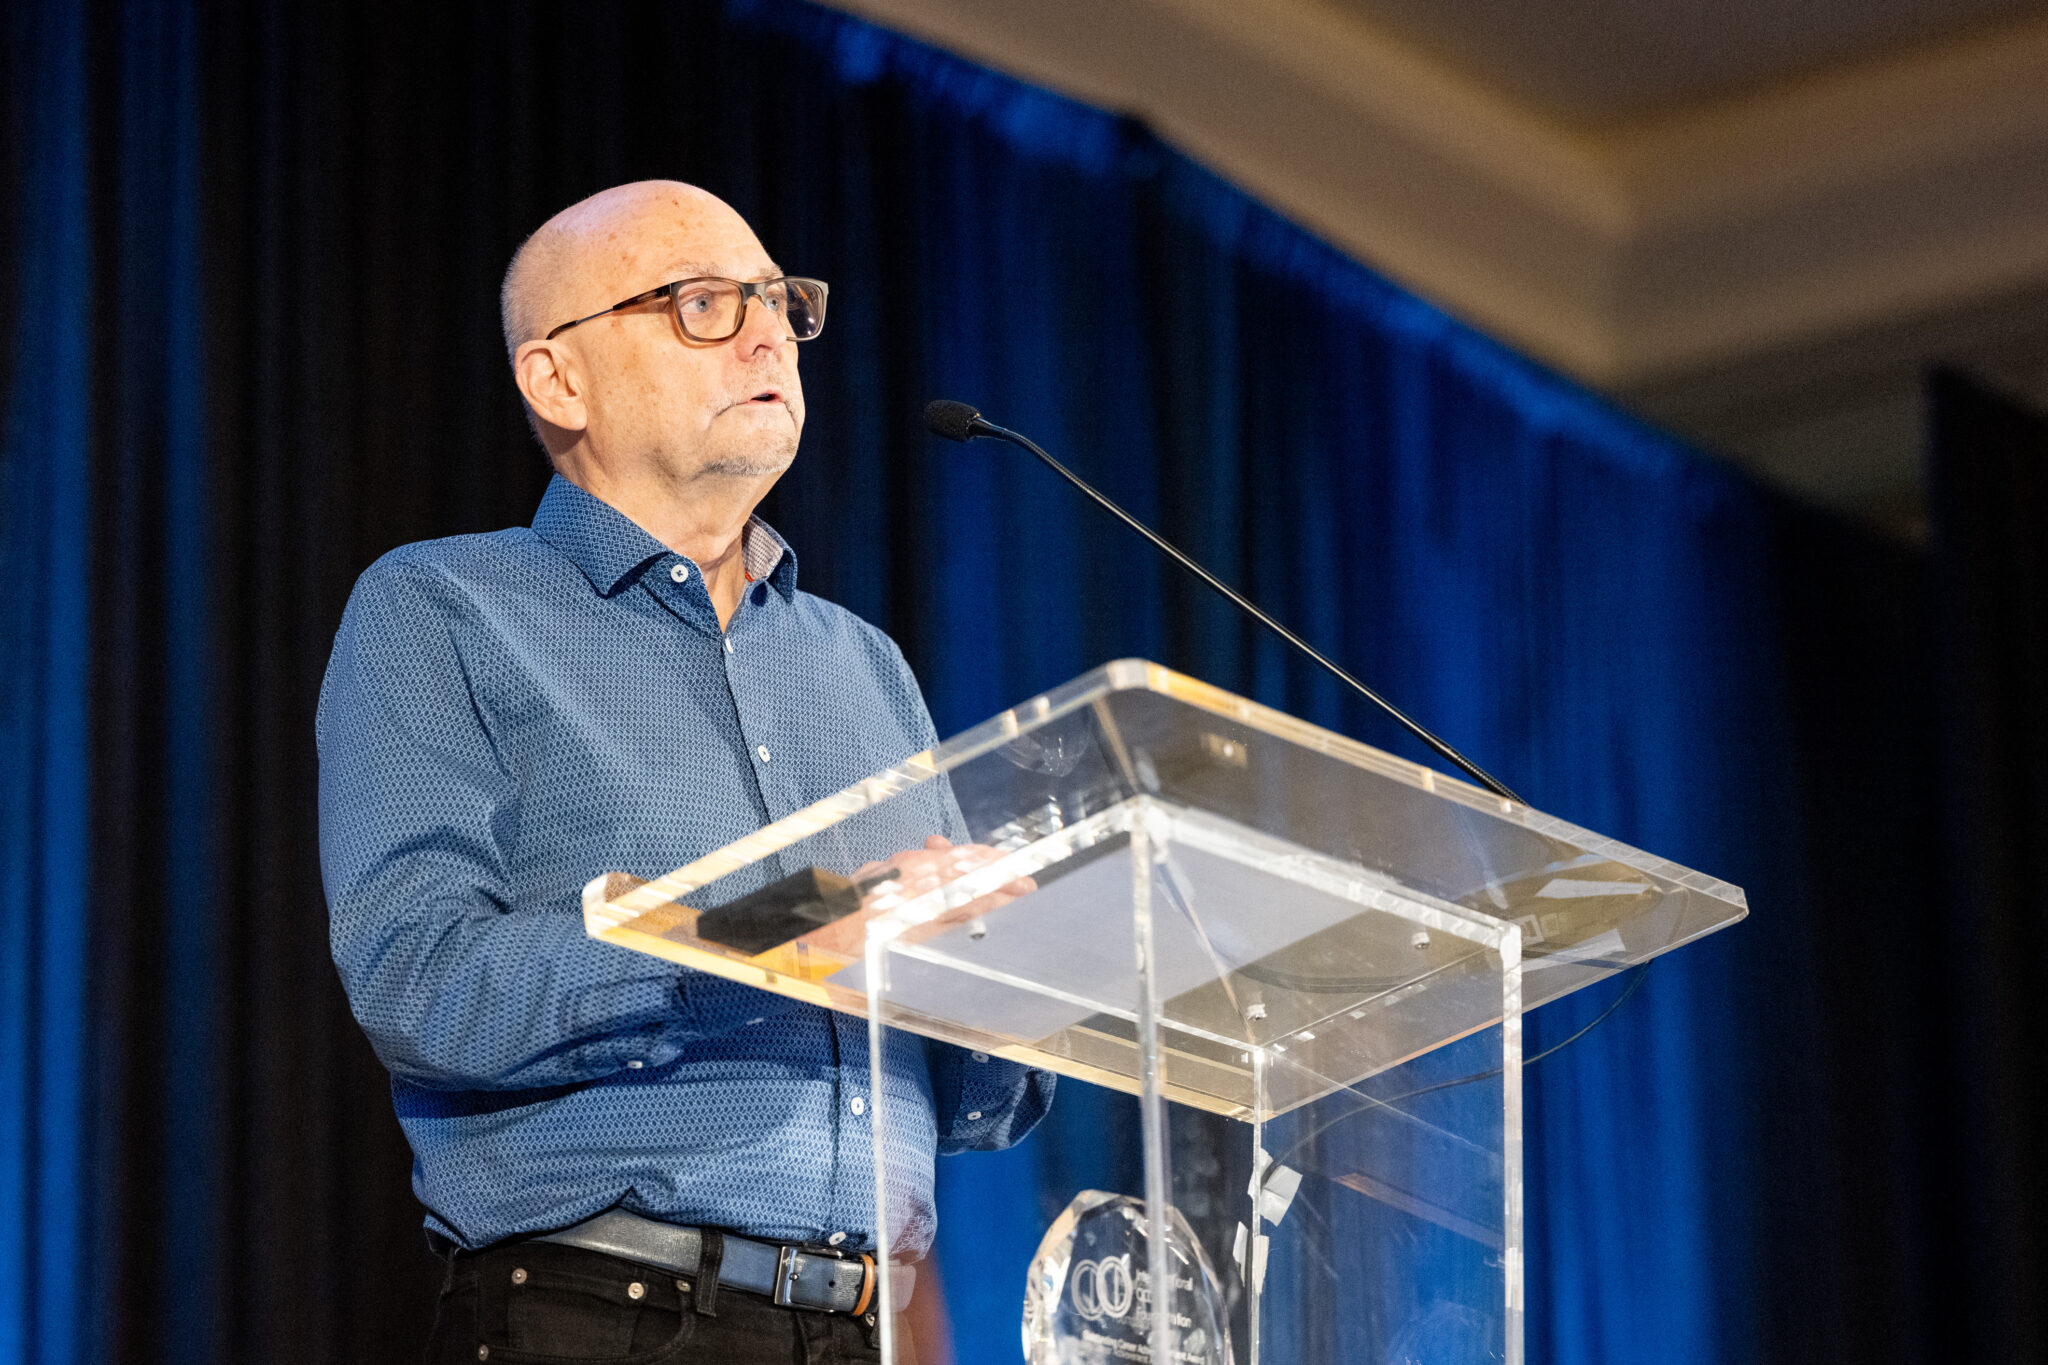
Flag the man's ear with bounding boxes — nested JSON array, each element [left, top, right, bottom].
[[513, 339, 589, 436]]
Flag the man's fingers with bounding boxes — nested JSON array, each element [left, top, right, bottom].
[[850, 841, 1038, 921]]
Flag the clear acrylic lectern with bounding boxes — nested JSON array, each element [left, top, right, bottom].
[[582, 661, 1747, 1363]]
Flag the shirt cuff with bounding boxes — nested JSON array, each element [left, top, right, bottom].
[[939, 1049, 1055, 1152]]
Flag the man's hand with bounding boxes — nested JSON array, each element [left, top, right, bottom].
[[796, 835, 1035, 957]]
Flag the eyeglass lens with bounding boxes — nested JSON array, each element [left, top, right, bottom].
[[673, 278, 828, 342]]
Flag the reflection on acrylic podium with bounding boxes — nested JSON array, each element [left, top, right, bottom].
[[584, 661, 1747, 1364]]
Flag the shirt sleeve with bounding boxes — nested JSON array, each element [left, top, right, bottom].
[[925, 1039, 1056, 1154], [878, 636, 1057, 1149], [881, 636, 971, 844], [317, 557, 800, 1093]]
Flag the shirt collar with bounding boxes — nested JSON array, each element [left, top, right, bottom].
[[739, 517, 796, 595], [531, 474, 799, 599]]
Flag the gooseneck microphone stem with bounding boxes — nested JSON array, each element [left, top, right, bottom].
[[928, 402, 1525, 805]]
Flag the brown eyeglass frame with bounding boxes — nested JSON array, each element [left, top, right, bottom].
[[542, 276, 829, 343]]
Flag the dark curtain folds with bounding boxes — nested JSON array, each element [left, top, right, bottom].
[[3, 2, 2045, 1362], [1924, 372, 2048, 1364]]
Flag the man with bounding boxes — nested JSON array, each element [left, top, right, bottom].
[[318, 181, 1052, 1363]]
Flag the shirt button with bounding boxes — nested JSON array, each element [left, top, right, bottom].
[[626, 1059, 643, 1069], [756, 744, 771, 763], [670, 563, 689, 583], [967, 1111, 983, 1121], [827, 1232, 847, 1247], [850, 1096, 866, 1116], [970, 1052, 989, 1063], [724, 636, 734, 655]]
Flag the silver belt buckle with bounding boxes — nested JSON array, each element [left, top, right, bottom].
[[771, 1245, 802, 1307]]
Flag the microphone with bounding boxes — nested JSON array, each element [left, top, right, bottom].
[[923, 399, 989, 443], [922, 399, 1525, 805]]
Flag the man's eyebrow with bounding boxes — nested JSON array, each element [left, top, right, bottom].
[[664, 261, 784, 281]]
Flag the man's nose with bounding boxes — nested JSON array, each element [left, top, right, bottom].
[[734, 292, 789, 351]]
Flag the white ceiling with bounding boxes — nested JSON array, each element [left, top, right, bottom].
[[825, 0, 2048, 536]]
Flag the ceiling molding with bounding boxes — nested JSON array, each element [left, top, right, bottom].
[[822, 0, 2048, 389]]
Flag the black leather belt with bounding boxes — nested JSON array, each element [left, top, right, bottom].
[[525, 1209, 914, 1314]]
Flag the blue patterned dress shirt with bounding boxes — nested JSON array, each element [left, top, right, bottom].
[[317, 474, 1052, 1254]]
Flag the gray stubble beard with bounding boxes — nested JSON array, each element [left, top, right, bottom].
[[669, 403, 800, 482], [695, 444, 796, 480]]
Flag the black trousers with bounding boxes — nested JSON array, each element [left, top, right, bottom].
[[426, 1240, 882, 1365]]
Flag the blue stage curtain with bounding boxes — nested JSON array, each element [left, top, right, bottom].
[[1, 4, 94, 1360], [2, 1, 2031, 1362]]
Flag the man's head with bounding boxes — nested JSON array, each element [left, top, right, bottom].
[[502, 181, 805, 502]]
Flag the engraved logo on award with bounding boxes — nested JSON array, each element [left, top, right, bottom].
[[1023, 1191, 1233, 1365]]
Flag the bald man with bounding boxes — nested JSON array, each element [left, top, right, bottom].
[[318, 183, 1052, 1363]]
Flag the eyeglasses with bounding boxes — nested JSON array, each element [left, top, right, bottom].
[[544, 276, 829, 344]]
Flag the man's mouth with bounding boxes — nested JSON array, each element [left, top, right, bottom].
[[741, 389, 783, 406]]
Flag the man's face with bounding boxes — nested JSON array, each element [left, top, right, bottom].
[[561, 193, 804, 489]]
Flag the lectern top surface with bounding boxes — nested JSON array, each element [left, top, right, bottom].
[[582, 661, 1747, 1116], [597, 659, 1740, 919]]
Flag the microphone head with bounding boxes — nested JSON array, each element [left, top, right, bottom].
[[923, 399, 984, 443]]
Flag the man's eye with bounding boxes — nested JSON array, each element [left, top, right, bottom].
[[677, 292, 715, 315]]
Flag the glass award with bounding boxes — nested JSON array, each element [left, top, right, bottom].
[[1024, 1191, 1235, 1365]]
